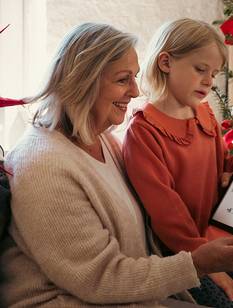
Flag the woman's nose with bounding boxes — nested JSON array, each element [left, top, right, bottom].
[[129, 79, 139, 98]]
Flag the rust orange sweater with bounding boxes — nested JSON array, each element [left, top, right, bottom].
[[123, 102, 233, 253]]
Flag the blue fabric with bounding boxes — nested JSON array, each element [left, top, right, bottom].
[[0, 169, 11, 239], [189, 274, 233, 308]]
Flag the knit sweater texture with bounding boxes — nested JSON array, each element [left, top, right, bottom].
[[123, 102, 233, 254], [0, 127, 199, 307]]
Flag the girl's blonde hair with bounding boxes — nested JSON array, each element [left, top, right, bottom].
[[140, 18, 227, 102], [31, 23, 137, 144]]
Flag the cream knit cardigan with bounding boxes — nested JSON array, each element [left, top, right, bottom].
[[0, 127, 199, 307]]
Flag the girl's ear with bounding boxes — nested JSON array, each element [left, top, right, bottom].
[[158, 52, 171, 73]]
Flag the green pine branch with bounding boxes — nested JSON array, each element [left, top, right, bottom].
[[211, 1, 233, 121], [223, 0, 233, 16], [212, 86, 233, 120]]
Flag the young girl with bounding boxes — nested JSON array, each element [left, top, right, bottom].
[[123, 18, 233, 307]]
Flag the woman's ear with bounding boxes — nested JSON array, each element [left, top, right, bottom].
[[158, 52, 171, 73]]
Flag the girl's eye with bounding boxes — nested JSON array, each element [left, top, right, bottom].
[[196, 67, 205, 73]]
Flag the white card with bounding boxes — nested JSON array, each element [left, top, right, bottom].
[[211, 180, 233, 230]]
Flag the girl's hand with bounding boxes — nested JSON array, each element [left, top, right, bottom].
[[208, 272, 233, 300], [221, 172, 233, 187]]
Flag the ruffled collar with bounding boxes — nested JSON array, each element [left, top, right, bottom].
[[135, 102, 217, 145]]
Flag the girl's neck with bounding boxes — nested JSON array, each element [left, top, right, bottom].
[[153, 97, 195, 120]]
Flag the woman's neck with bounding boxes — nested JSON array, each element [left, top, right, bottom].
[[76, 136, 105, 163], [57, 125, 105, 163]]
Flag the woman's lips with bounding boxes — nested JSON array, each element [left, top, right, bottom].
[[113, 101, 128, 111]]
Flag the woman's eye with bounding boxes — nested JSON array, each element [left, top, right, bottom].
[[118, 77, 129, 84]]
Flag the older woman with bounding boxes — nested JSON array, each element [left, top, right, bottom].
[[1, 22, 233, 307]]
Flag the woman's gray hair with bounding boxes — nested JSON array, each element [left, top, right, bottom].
[[31, 23, 137, 144], [140, 18, 227, 102]]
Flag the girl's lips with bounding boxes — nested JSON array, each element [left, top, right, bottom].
[[195, 90, 207, 98]]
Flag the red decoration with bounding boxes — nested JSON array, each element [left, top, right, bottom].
[[224, 129, 233, 150], [220, 18, 233, 45], [0, 165, 12, 176], [221, 119, 233, 130], [0, 97, 26, 108], [228, 142, 233, 150], [0, 97, 26, 176]]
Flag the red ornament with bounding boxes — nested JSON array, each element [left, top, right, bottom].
[[224, 129, 233, 149], [220, 18, 233, 45], [0, 97, 26, 108], [221, 119, 233, 130]]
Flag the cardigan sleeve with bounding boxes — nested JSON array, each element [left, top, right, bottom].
[[8, 150, 199, 305], [123, 120, 208, 253]]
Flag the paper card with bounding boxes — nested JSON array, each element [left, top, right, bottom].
[[211, 179, 233, 233]]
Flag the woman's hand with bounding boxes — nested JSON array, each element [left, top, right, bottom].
[[191, 237, 233, 277], [208, 272, 233, 300]]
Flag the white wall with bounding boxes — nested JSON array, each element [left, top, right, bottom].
[[46, 0, 225, 126], [0, 0, 226, 148], [47, 0, 223, 62]]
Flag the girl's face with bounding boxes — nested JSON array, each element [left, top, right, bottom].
[[162, 42, 223, 110], [91, 47, 139, 134]]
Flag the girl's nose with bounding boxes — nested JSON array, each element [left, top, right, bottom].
[[202, 74, 213, 87]]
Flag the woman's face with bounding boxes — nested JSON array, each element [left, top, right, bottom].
[[91, 47, 139, 134]]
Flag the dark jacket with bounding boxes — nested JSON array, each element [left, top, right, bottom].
[[0, 166, 11, 238]]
